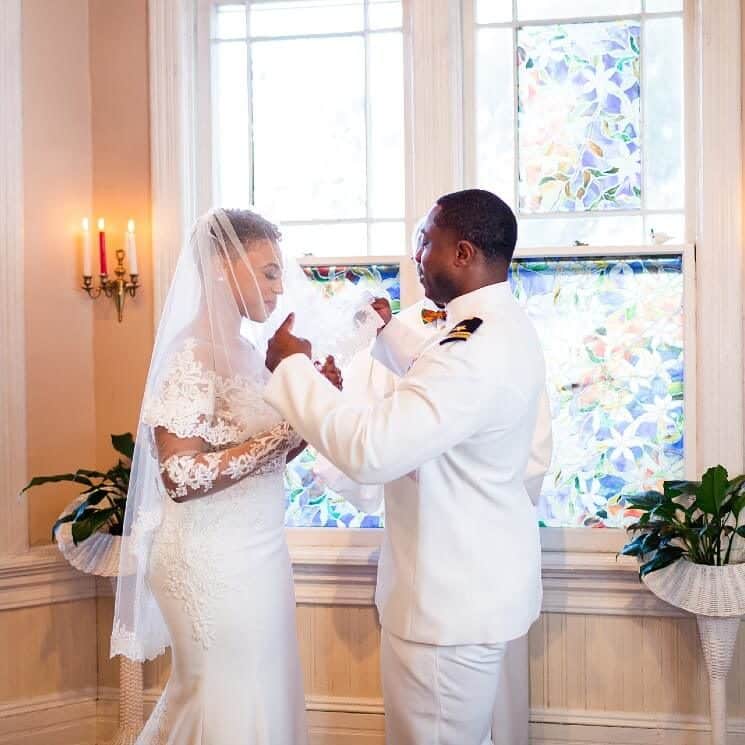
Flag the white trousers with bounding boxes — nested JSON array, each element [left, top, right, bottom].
[[381, 631, 508, 745], [492, 633, 529, 745]]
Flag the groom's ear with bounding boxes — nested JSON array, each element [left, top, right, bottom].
[[454, 240, 477, 267]]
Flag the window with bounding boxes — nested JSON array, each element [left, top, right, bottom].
[[211, 0, 406, 257], [464, 0, 685, 247], [284, 252, 688, 529], [206, 0, 694, 530], [462, 0, 691, 528]]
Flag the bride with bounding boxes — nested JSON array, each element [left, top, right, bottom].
[[110, 208, 355, 744]]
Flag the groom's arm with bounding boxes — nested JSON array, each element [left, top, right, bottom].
[[264, 343, 521, 485], [370, 316, 429, 377], [524, 387, 552, 505]]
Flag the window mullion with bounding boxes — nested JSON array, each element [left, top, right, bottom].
[[363, 0, 373, 255], [245, 0, 255, 205], [406, 0, 463, 218]]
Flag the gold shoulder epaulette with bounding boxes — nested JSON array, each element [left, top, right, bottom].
[[440, 317, 483, 345]]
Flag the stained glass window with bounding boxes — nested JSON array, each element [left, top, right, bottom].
[[284, 264, 400, 528], [470, 3, 685, 247], [283, 255, 685, 529], [517, 22, 641, 213], [512, 255, 684, 527]]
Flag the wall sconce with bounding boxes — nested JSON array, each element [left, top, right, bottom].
[[81, 218, 140, 322]]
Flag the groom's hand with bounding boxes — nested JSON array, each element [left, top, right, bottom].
[[371, 297, 392, 327], [266, 313, 312, 372]]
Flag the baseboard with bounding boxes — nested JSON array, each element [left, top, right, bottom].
[[308, 710, 385, 744], [0, 690, 97, 745], [11, 688, 745, 745], [531, 708, 745, 744]]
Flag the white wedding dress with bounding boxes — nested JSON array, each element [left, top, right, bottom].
[[112, 208, 374, 745], [135, 337, 308, 745]]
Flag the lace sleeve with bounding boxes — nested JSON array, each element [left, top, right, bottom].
[[157, 422, 302, 502]]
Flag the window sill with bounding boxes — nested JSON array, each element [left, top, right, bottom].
[[286, 527, 682, 616]]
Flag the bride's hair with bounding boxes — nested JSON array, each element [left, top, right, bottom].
[[211, 208, 282, 259]]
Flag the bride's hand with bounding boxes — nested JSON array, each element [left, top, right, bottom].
[[315, 355, 343, 390]]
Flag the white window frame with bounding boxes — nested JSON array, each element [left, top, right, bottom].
[[149, 0, 742, 581], [0, 0, 28, 557]]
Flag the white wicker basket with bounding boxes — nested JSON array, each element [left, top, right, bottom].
[[643, 560, 745, 617], [644, 559, 745, 745]]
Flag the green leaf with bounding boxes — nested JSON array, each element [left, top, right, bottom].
[[736, 526, 745, 538], [639, 546, 684, 578], [51, 512, 77, 539], [22, 472, 95, 492], [731, 490, 745, 518], [77, 488, 114, 508], [696, 465, 729, 515], [664, 480, 697, 499], [73, 468, 111, 479], [640, 532, 662, 553], [71, 507, 117, 545], [726, 474, 745, 493], [111, 433, 135, 460], [625, 490, 664, 511], [620, 538, 644, 557]]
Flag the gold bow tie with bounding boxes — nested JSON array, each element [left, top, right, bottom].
[[421, 308, 447, 325]]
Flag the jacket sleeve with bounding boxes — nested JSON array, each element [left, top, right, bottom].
[[370, 316, 430, 377], [264, 340, 527, 484], [523, 386, 553, 505]]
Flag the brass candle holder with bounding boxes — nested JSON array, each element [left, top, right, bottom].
[[82, 249, 139, 323]]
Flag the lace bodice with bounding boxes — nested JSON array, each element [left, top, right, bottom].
[[143, 337, 281, 448], [141, 338, 297, 649], [142, 338, 301, 501]]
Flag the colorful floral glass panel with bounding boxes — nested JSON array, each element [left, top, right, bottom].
[[512, 255, 684, 527], [517, 21, 642, 213], [284, 264, 400, 527], [284, 256, 685, 529]]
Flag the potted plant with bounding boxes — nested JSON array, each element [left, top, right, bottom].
[[22, 433, 143, 745], [620, 465, 745, 745], [22, 433, 133, 575]]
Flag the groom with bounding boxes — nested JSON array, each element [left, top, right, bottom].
[[265, 189, 547, 744]]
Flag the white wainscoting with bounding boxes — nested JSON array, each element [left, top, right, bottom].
[[0, 691, 97, 745], [0, 546, 96, 611]]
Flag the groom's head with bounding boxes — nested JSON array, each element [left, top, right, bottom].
[[415, 189, 517, 306]]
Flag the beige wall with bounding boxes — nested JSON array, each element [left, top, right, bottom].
[[10, 0, 99, 715], [9, 0, 153, 718], [89, 0, 154, 468], [22, 0, 97, 548]]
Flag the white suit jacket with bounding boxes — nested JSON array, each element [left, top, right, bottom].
[[317, 300, 552, 510], [265, 282, 548, 644]]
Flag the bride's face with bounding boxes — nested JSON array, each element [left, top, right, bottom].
[[227, 238, 284, 321]]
